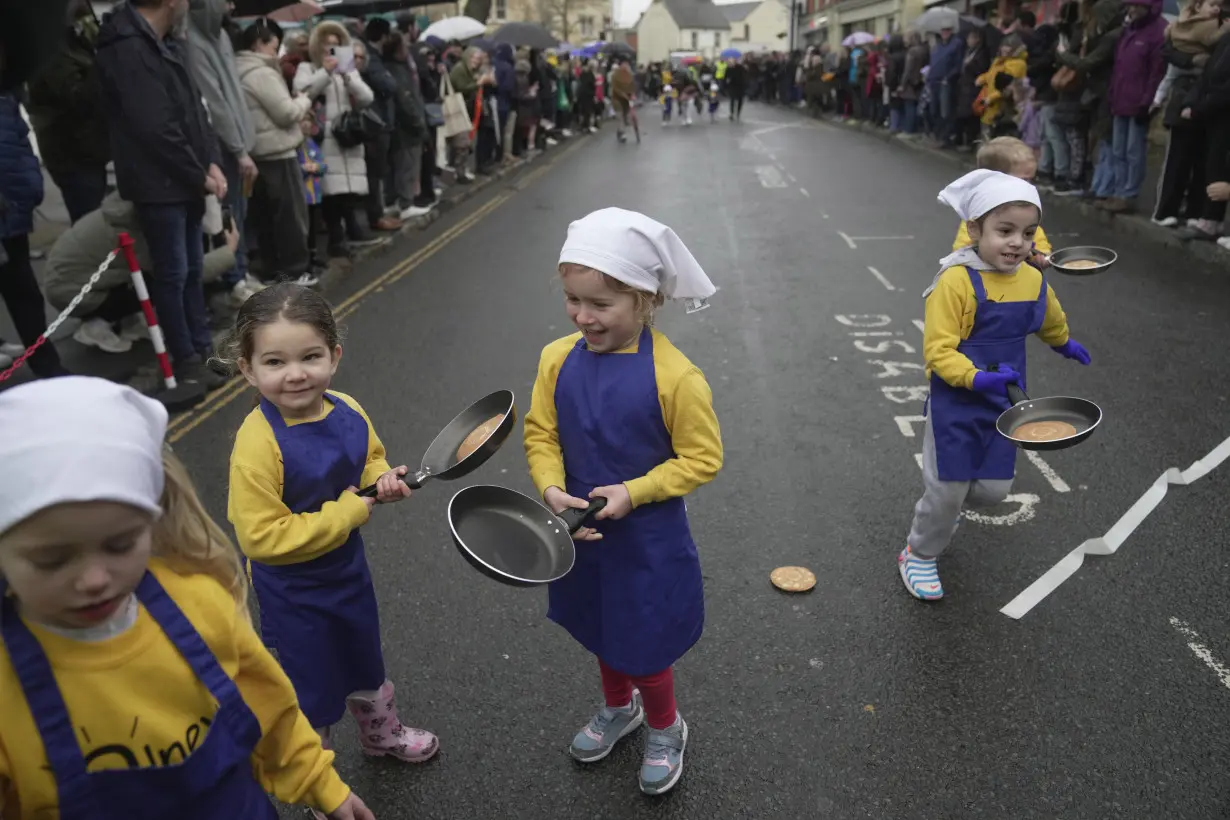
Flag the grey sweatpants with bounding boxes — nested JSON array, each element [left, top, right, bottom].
[[907, 413, 1013, 558]]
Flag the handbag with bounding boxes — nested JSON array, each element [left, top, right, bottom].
[[424, 101, 445, 127], [440, 71, 472, 138], [1051, 35, 1085, 92]]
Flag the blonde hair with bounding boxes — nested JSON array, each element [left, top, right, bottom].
[[154, 449, 251, 619], [559, 263, 666, 324], [976, 137, 1036, 174]]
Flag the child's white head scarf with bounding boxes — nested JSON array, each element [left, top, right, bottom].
[[925, 170, 1043, 298], [0, 377, 167, 536], [937, 168, 1041, 222], [558, 208, 717, 310]]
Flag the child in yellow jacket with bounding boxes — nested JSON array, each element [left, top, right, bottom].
[[975, 36, 1027, 127], [0, 377, 375, 820], [954, 136, 1052, 268]]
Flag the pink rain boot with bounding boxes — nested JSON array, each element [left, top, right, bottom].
[[346, 680, 439, 763]]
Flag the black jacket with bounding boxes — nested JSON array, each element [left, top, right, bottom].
[[1184, 31, 1230, 121], [95, 4, 220, 204], [25, 22, 111, 172]]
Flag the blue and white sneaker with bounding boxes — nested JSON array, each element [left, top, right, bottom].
[[898, 546, 944, 600], [639, 714, 688, 795], [569, 691, 644, 762]]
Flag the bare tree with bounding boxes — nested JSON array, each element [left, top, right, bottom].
[[538, 0, 571, 42]]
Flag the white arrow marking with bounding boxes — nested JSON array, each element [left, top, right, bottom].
[[1169, 617, 1230, 691], [1025, 450, 1070, 493], [895, 415, 926, 437], [962, 493, 1040, 526]]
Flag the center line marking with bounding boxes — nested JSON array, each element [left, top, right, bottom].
[[867, 266, 896, 291], [1170, 617, 1230, 691]]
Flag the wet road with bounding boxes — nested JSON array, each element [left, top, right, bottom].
[[166, 103, 1230, 819]]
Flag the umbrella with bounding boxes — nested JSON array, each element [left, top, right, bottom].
[[420, 16, 487, 42], [841, 31, 876, 47], [958, 15, 1002, 51], [720, 47, 742, 59], [250, 1, 321, 23], [911, 6, 959, 32], [469, 37, 496, 52], [602, 41, 636, 57], [493, 21, 558, 49], [234, 0, 313, 15]]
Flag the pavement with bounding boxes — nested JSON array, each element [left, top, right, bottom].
[[17, 104, 1230, 818]]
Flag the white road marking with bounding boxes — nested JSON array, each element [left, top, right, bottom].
[[768, 152, 778, 161], [848, 331, 896, 337], [839, 231, 857, 249], [785, 172, 797, 183], [881, 384, 930, 404], [1001, 434, 1230, 619], [868, 360, 923, 378], [835, 314, 892, 327], [854, 338, 915, 354], [963, 493, 1040, 526], [820, 211, 828, 218], [868, 266, 896, 291], [1169, 617, 1230, 691], [894, 415, 926, 437], [912, 319, 925, 333], [1025, 450, 1071, 493], [847, 235, 916, 243], [800, 188, 811, 198], [915, 453, 925, 470], [756, 165, 787, 188]]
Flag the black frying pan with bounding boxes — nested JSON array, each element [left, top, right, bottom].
[[447, 485, 607, 587], [358, 390, 516, 496], [996, 383, 1102, 452]]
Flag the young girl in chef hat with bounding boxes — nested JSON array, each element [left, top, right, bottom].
[[0, 377, 375, 820], [900, 170, 1092, 601], [524, 207, 724, 796]]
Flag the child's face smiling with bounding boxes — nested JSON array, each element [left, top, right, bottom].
[[968, 203, 1039, 272], [240, 318, 342, 420], [0, 502, 153, 630], [562, 268, 641, 353]]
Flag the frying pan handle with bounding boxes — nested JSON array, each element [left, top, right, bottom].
[[559, 498, 608, 533], [356, 472, 425, 498], [1006, 383, 1031, 406]]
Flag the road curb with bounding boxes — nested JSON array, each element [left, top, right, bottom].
[[803, 110, 1230, 270], [315, 137, 585, 294]]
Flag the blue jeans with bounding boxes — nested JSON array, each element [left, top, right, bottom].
[[928, 81, 955, 143], [1091, 139, 1115, 197], [220, 151, 249, 287], [1110, 115, 1149, 199], [1038, 104, 1069, 178], [134, 200, 211, 364], [49, 167, 108, 224], [902, 99, 918, 133]]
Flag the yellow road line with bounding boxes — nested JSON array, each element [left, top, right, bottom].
[[163, 140, 581, 444]]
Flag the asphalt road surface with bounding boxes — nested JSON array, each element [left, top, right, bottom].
[[165, 103, 1230, 819]]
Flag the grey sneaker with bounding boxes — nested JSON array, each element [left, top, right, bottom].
[[639, 714, 688, 795], [569, 691, 644, 762]]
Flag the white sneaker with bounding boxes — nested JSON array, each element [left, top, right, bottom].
[[0, 340, 24, 358], [1153, 216, 1178, 228], [73, 318, 133, 354], [119, 314, 148, 342], [588, 126, 598, 133], [561, 128, 573, 137], [292, 272, 320, 287], [546, 137, 559, 146], [399, 204, 433, 220], [1217, 236, 1230, 251], [230, 279, 259, 306]]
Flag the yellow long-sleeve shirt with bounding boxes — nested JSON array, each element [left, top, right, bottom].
[[954, 222, 1052, 255], [229, 391, 390, 566], [524, 329, 723, 509], [0, 561, 350, 818], [924, 264, 1070, 389]]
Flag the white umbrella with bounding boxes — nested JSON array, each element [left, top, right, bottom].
[[421, 16, 487, 42], [911, 7, 960, 32], [841, 31, 876, 47]]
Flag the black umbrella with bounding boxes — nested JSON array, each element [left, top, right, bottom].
[[492, 21, 558, 49], [602, 41, 636, 57]]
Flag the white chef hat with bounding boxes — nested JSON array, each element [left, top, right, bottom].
[[0, 377, 168, 536], [938, 169, 1041, 222], [558, 208, 717, 308]]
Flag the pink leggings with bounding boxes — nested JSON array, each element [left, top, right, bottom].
[[599, 659, 677, 730]]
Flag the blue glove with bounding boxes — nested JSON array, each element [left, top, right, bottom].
[[1052, 338, 1091, 365], [971, 365, 1021, 397]]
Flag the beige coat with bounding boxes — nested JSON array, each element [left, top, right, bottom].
[[293, 22, 373, 197], [235, 50, 311, 161]]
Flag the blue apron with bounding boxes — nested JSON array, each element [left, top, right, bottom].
[[249, 393, 385, 728], [928, 267, 1049, 482], [0, 572, 277, 820], [548, 327, 705, 677]]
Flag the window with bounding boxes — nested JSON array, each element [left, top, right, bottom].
[[691, 30, 699, 49], [580, 15, 594, 36], [715, 31, 721, 47], [494, 0, 506, 19], [744, 23, 750, 39]]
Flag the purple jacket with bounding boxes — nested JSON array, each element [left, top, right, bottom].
[[1109, 0, 1168, 117]]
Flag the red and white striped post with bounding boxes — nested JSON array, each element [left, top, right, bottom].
[[117, 233, 205, 411]]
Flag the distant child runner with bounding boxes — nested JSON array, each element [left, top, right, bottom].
[[0, 377, 375, 819], [298, 114, 328, 271], [954, 136, 1052, 268], [224, 285, 438, 791], [900, 170, 1091, 600], [524, 208, 723, 795]]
